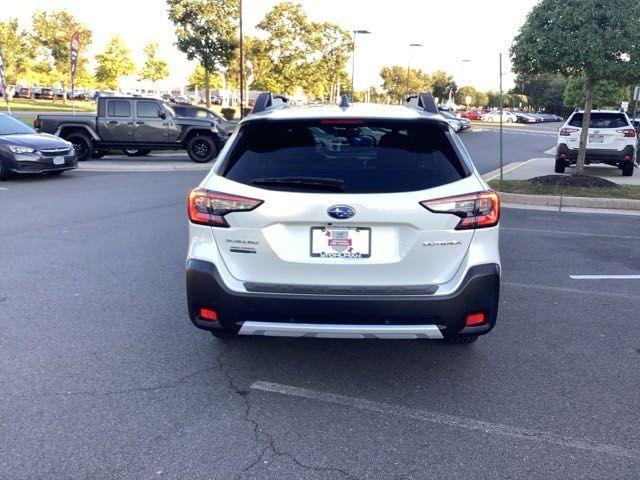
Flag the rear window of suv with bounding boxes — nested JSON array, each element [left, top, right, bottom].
[[221, 120, 469, 193], [568, 113, 629, 128]]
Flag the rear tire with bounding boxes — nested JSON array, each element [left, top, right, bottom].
[[443, 334, 479, 345], [622, 162, 634, 177], [65, 132, 93, 162], [554, 158, 566, 173], [187, 135, 217, 163]]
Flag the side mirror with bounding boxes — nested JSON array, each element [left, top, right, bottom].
[[158, 111, 167, 120]]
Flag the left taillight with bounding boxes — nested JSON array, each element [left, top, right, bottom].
[[420, 191, 500, 230], [188, 188, 263, 227]]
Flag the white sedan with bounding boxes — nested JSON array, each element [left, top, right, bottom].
[[481, 111, 518, 123]]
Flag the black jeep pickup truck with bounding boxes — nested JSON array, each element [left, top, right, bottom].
[[34, 96, 225, 163]]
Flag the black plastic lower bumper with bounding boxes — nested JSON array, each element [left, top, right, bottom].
[[6, 156, 78, 174], [186, 260, 500, 337], [556, 144, 635, 166]]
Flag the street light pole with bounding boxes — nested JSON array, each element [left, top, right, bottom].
[[405, 43, 423, 99], [499, 52, 504, 185], [350, 30, 371, 101], [239, 0, 244, 119]]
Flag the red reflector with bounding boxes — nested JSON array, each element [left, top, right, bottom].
[[624, 154, 631, 160], [199, 308, 218, 321], [465, 313, 485, 326], [559, 153, 566, 158]]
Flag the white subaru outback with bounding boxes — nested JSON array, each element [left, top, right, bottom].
[[186, 93, 500, 344], [556, 110, 637, 176]]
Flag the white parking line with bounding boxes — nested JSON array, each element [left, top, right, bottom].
[[501, 227, 640, 241], [570, 275, 640, 280], [503, 281, 640, 301], [250, 381, 640, 459]]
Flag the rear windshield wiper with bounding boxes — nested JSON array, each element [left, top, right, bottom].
[[251, 177, 345, 192]]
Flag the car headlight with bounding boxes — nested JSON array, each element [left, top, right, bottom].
[[8, 145, 36, 154]]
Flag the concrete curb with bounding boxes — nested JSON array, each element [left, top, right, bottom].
[[499, 192, 640, 212]]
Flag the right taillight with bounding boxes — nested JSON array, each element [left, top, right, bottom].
[[420, 191, 500, 230], [559, 127, 579, 136], [616, 128, 636, 138], [188, 188, 263, 227]]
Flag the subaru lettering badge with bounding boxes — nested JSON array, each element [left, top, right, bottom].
[[327, 205, 355, 219]]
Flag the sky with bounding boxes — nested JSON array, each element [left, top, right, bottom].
[[6, 0, 539, 92]]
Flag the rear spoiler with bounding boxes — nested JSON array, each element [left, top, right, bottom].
[[404, 93, 438, 114], [252, 93, 290, 114]]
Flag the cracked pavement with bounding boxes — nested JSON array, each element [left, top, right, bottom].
[[2, 163, 640, 479]]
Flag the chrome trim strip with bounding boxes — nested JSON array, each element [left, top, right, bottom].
[[238, 321, 444, 339]]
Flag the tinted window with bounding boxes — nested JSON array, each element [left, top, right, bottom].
[[0, 114, 35, 135], [137, 101, 160, 118], [223, 120, 468, 194], [568, 113, 629, 128], [107, 100, 131, 117]]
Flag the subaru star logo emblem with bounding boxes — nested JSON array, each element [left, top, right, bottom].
[[327, 205, 355, 219]]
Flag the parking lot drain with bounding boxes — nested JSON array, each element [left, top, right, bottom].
[[251, 381, 640, 459]]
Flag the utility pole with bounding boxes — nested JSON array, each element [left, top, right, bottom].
[[350, 30, 371, 101], [405, 43, 423, 99], [239, 0, 244, 119], [499, 53, 504, 185]]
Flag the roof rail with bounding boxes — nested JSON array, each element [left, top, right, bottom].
[[404, 93, 438, 114], [252, 92, 290, 114]]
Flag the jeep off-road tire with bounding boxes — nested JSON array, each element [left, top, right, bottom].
[[187, 136, 217, 163], [66, 132, 93, 162]]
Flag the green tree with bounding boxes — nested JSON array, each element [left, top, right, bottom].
[[474, 91, 489, 108], [30, 10, 93, 98], [511, 0, 640, 174], [167, 0, 238, 107], [94, 34, 135, 90], [187, 63, 222, 92], [455, 86, 478, 107], [379, 65, 431, 104], [140, 42, 169, 83], [429, 70, 457, 101], [0, 19, 33, 85], [564, 78, 629, 110], [512, 73, 567, 113], [254, 2, 315, 95]]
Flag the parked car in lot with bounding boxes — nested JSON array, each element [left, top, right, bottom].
[[556, 110, 636, 176], [515, 112, 543, 124], [439, 110, 470, 131], [186, 92, 501, 344], [34, 96, 226, 163], [535, 112, 563, 122], [39, 88, 54, 100], [481, 110, 518, 123], [0, 113, 77, 180], [459, 110, 486, 120], [17, 87, 32, 99], [171, 104, 237, 140]]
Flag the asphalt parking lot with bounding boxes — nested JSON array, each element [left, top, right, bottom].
[[4, 124, 640, 479]]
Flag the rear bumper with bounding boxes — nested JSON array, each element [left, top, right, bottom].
[[186, 260, 500, 338], [556, 144, 635, 165]]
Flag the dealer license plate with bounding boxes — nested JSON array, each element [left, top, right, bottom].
[[310, 227, 371, 258]]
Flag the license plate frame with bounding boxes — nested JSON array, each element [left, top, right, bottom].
[[310, 226, 371, 258], [588, 135, 604, 144]]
